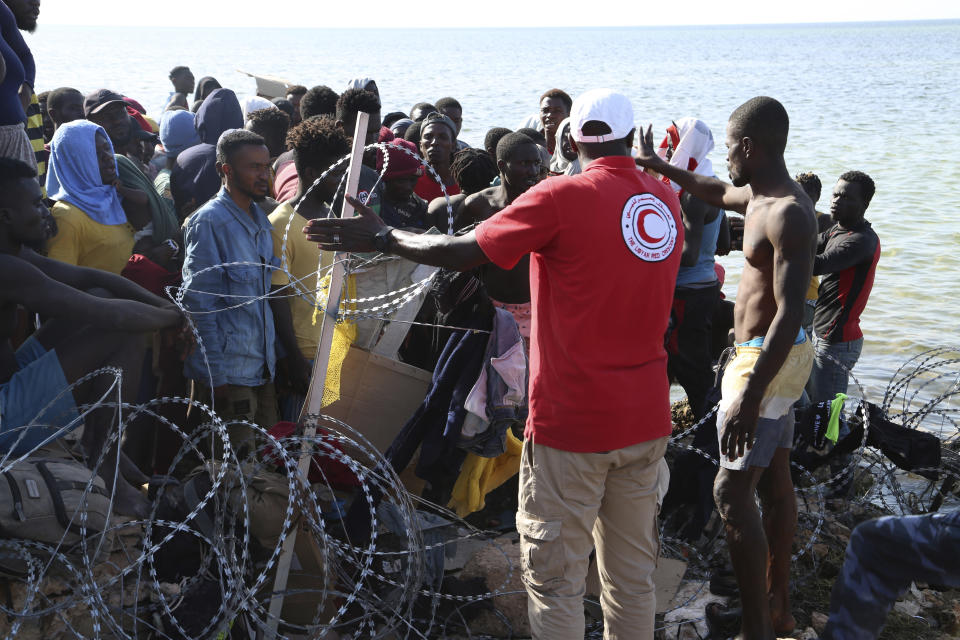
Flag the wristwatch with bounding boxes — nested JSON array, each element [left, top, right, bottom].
[[373, 226, 395, 254]]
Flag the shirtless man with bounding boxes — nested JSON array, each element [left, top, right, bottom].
[[0, 158, 184, 517], [636, 97, 817, 640], [425, 147, 497, 233], [456, 132, 541, 333]]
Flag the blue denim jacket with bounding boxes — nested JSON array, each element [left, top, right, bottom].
[[181, 188, 278, 388]]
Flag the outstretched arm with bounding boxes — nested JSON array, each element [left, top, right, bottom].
[[20, 248, 175, 308], [721, 203, 815, 458], [0, 257, 181, 333], [304, 195, 489, 271], [635, 125, 751, 214]]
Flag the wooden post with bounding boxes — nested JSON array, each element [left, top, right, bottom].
[[262, 112, 370, 638]]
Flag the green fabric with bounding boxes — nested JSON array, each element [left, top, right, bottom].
[[825, 392, 848, 444], [116, 154, 178, 243], [153, 168, 171, 199]]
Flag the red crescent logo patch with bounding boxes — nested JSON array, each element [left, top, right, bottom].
[[621, 194, 678, 262]]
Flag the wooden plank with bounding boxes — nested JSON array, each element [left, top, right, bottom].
[[263, 112, 370, 639]]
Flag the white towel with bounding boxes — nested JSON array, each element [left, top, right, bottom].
[[656, 117, 715, 192]]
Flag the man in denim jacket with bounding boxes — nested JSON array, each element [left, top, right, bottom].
[[182, 129, 279, 451]]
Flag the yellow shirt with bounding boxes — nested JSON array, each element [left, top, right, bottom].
[[47, 201, 135, 275], [268, 203, 333, 359]]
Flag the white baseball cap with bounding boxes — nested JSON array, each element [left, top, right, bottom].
[[569, 89, 635, 143]]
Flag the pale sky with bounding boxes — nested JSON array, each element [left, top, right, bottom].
[[37, 0, 960, 29]]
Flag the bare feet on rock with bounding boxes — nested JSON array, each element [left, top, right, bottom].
[[770, 595, 796, 636]]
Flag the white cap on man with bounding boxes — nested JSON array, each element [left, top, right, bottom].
[[569, 89, 635, 143]]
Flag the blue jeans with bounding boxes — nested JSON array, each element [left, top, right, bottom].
[[810, 335, 862, 405], [0, 336, 81, 456], [810, 335, 863, 441], [822, 510, 960, 640]]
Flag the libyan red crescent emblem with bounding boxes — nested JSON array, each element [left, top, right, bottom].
[[621, 193, 678, 262]]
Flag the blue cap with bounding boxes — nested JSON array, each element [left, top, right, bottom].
[[159, 110, 201, 158]]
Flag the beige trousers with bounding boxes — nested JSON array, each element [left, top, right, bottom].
[[517, 435, 668, 640]]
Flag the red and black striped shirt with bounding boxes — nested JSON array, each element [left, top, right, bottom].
[[812, 220, 880, 343]]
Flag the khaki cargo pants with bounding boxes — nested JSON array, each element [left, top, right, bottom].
[[196, 382, 278, 459], [517, 435, 668, 640]]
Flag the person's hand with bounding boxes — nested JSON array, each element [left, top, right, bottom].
[[158, 304, 184, 329], [145, 242, 177, 266], [161, 312, 196, 360], [634, 124, 666, 171], [109, 177, 122, 191], [302, 194, 387, 252], [174, 315, 196, 360], [720, 393, 761, 460]]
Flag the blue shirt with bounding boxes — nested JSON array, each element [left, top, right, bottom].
[[676, 209, 724, 288], [182, 188, 278, 388]]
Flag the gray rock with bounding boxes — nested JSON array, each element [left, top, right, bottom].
[[459, 534, 528, 638]]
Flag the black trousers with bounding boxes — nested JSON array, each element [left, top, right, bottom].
[[666, 284, 721, 419]]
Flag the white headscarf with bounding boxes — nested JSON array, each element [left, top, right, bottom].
[[345, 77, 376, 92], [242, 96, 277, 119], [656, 117, 715, 191], [549, 117, 581, 176]]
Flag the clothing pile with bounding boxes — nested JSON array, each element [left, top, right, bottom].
[[345, 280, 529, 542]]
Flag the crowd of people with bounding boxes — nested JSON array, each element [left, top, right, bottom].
[[2, 2, 954, 639]]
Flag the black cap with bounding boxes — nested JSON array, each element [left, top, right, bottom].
[[127, 116, 158, 143], [83, 89, 126, 117]]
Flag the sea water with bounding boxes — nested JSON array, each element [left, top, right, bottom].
[[27, 21, 960, 405]]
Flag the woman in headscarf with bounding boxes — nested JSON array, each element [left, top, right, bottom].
[[154, 109, 200, 201], [114, 116, 180, 256], [548, 117, 580, 176], [191, 76, 221, 112], [45, 120, 136, 274], [193, 76, 221, 104]]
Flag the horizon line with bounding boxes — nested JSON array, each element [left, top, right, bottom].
[[35, 17, 960, 30]]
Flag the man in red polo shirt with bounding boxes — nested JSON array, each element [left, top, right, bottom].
[[304, 89, 683, 640]]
